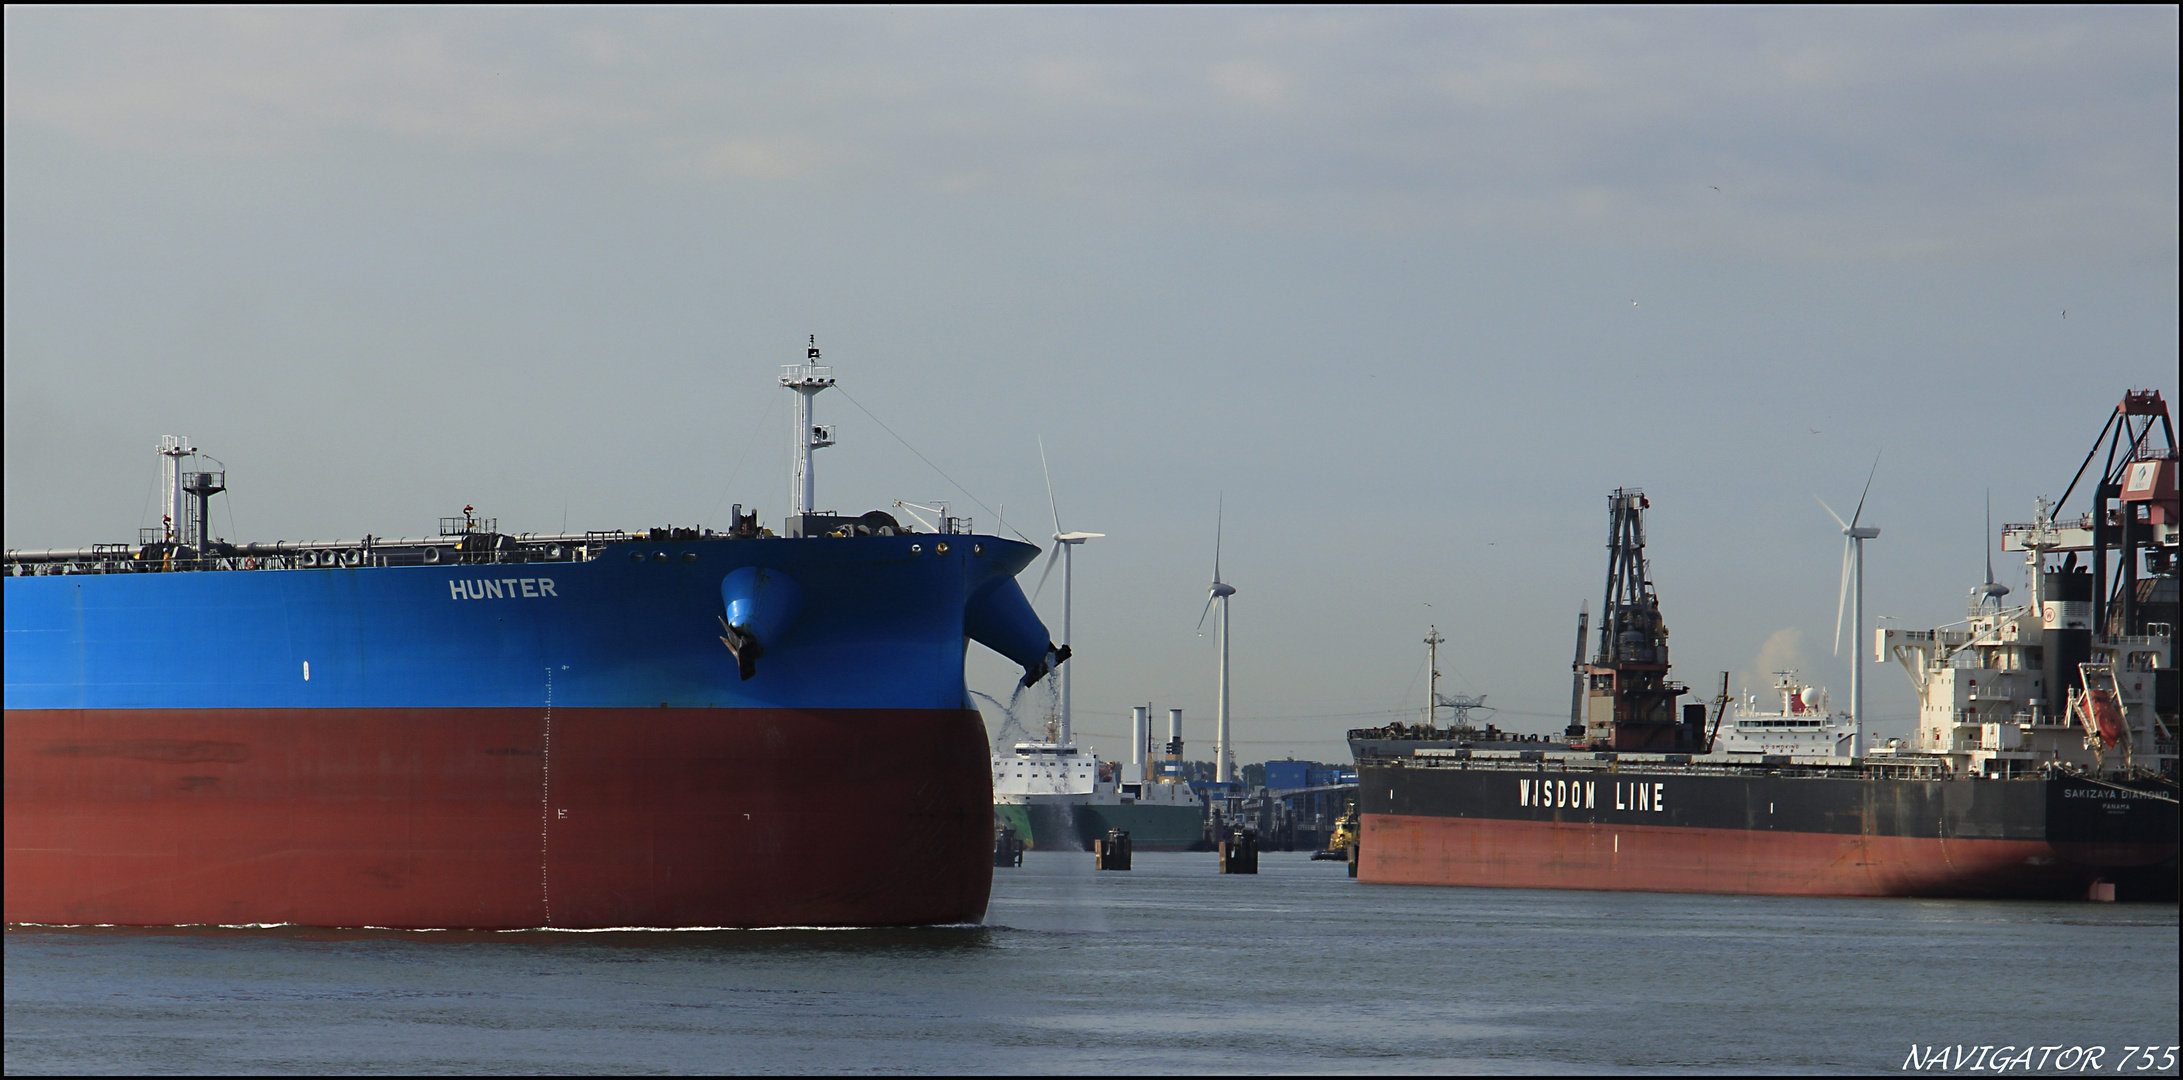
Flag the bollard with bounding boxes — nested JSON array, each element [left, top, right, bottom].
[[1218, 829, 1258, 874], [994, 825, 1024, 868], [1094, 829, 1132, 871]]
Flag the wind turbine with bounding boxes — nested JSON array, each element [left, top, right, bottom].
[[1031, 439, 1101, 746], [1816, 457, 1882, 759], [1197, 498, 1238, 784]]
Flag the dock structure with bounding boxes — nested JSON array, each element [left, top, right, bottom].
[[1199, 760, 1358, 853], [1093, 829, 1132, 870], [993, 825, 1024, 868], [1217, 829, 1258, 874]]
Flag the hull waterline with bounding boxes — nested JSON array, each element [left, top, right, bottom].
[[6, 706, 993, 929]]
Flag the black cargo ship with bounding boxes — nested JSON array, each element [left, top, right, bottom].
[[1357, 391, 2179, 900]]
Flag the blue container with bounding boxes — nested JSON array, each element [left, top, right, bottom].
[[1264, 760, 1312, 791]]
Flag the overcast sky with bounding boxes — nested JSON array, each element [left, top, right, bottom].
[[6, 7, 2176, 762]]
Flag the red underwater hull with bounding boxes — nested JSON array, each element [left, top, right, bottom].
[[1360, 813, 2144, 899], [5, 707, 994, 929]]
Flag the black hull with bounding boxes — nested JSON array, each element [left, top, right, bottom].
[[1359, 759, 2178, 899]]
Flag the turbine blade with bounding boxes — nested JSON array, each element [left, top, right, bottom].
[[1039, 437, 1061, 535], [1834, 539, 1852, 656], [1031, 546, 1061, 604], [1851, 452, 1880, 527], [1814, 495, 1848, 532], [1197, 591, 1215, 631], [1984, 488, 1996, 584], [1214, 493, 1224, 582]]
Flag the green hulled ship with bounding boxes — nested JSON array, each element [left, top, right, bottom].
[[992, 737, 1206, 851]]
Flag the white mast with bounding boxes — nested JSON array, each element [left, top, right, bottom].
[[1425, 626, 1446, 725], [159, 436, 194, 544], [780, 335, 836, 519]]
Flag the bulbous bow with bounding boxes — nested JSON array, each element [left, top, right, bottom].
[[964, 574, 1069, 687], [719, 566, 806, 681]]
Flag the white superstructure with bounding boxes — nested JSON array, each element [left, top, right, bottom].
[[1715, 672, 1853, 757], [991, 707, 1202, 810], [1877, 594, 2171, 778], [991, 743, 1203, 809]]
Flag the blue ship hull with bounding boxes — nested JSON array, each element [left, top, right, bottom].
[[6, 534, 1050, 928], [8, 534, 1040, 712]]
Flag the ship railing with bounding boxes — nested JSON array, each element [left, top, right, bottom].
[[2103, 634, 2168, 649], [439, 516, 498, 537], [6, 531, 625, 575], [1392, 754, 1950, 782], [2002, 514, 2093, 534]]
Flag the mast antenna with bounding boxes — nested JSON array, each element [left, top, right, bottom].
[[780, 335, 837, 527], [1424, 626, 1447, 727]]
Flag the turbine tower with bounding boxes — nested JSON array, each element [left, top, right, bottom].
[[1817, 458, 1882, 759], [1031, 440, 1102, 746], [1197, 500, 1238, 784]]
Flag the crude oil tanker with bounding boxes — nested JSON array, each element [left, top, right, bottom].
[[4, 341, 1065, 929], [1357, 391, 2179, 900]]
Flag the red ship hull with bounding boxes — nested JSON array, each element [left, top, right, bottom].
[[5, 707, 994, 929], [1361, 813, 2154, 899]]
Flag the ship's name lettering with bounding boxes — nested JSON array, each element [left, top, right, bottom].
[[449, 577, 558, 600], [1518, 778, 1590, 809], [1515, 778, 1668, 812], [2062, 788, 2155, 801]]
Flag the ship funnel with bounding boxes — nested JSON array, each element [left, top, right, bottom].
[[1126, 707, 1148, 786], [719, 567, 807, 681], [965, 575, 1068, 687]]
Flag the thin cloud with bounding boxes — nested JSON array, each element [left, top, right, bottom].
[[5, 7, 2175, 259]]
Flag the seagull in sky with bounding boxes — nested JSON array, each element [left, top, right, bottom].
[[1709, 185, 1720, 191], [1630, 299, 1639, 307]]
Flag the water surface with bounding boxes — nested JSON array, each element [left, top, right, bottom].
[[7, 852, 2176, 1074]]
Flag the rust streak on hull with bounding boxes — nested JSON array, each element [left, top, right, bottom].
[[5, 707, 994, 929], [1359, 812, 2149, 899]]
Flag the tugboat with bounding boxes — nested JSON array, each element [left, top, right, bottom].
[[1312, 802, 1358, 861]]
